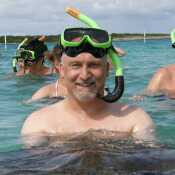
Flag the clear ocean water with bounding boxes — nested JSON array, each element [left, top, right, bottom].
[[1, 39, 175, 174]]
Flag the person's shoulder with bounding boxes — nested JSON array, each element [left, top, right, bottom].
[[156, 67, 168, 75], [40, 83, 55, 91], [21, 107, 49, 136], [21, 102, 63, 135], [151, 66, 170, 80], [156, 64, 175, 75], [110, 102, 138, 114], [127, 105, 154, 128], [112, 103, 153, 123], [31, 83, 55, 100]]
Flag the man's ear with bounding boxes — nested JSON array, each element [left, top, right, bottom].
[[58, 63, 65, 78]]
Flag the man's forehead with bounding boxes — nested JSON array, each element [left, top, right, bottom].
[[61, 53, 107, 63]]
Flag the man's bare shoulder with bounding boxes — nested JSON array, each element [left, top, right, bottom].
[[110, 103, 139, 115], [127, 105, 154, 130], [21, 101, 64, 135], [111, 103, 153, 123], [114, 103, 154, 131], [156, 65, 175, 77]]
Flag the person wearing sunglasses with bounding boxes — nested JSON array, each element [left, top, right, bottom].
[[21, 27, 154, 147]]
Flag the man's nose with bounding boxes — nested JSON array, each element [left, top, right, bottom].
[[80, 66, 91, 80]]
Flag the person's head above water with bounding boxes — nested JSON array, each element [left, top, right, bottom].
[[58, 27, 110, 102], [58, 24, 124, 102]]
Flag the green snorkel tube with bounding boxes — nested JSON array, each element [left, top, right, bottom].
[[65, 7, 124, 103], [12, 38, 28, 72], [171, 29, 175, 48]]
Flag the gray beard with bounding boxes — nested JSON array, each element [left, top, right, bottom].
[[72, 89, 97, 102]]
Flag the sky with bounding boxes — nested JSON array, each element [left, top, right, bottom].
[[0, 0, 175, 35]]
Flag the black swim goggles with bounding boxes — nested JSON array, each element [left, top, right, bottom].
[[60, 27, 112, 57]]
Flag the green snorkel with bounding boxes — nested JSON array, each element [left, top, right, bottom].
[[12, 38, 28, 72], [171, 29, 175, 48], [12, 38, 37, 72], [65, 7, 124, 102]]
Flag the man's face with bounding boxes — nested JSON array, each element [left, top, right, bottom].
[[60, 52, 109, 102]]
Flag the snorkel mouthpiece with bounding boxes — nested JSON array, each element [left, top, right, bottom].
[[12, 38, 28, 72], [12, 38, 38, 72], [65, 7, 124, 102]]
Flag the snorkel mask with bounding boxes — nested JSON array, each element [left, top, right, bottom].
[[12, 38, 36, 72], [61, 27, 111, 58], [61, 7, 124, 103], [171, 29, 175, 48]]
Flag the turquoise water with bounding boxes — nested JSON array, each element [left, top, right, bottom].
[[1, 39, 175, 174]]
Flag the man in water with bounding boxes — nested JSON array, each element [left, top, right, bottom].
[[132, 64, 175, 100], [27, 45, 125, 102], [21, 28, 154, 147]]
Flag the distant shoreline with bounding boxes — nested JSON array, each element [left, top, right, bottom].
[[0, 33, 170, 43], [111, 33, 170, 41]]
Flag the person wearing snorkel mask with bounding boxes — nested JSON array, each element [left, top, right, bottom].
[[15, 36, 55, 76], [21, 27, 155, 147]]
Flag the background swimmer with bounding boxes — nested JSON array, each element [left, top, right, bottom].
[[132, 64, 175, 100], [14, 36, 54, 76]]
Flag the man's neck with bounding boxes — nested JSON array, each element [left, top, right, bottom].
[[64, 96, 108, 118]]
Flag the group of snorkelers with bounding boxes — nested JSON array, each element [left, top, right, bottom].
[[13, 32, 126, 102]]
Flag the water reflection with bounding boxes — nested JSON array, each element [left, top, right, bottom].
[[1, 130, 175, 175]]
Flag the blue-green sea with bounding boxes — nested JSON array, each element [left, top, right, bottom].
[[1, 39, 175, 174]]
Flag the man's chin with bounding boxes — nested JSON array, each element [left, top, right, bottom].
[[73, 92, 97, 102]]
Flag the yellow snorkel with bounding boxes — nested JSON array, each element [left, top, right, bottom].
[[65, 7, 124, 102]]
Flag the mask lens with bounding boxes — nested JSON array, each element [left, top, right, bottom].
[[64, 29, 84, 42], [88, 29, 109, 43], [64, 28, 109, 43]]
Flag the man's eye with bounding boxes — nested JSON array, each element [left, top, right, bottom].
[[70, 63, 81, 69], [89, 63, 101, 68]]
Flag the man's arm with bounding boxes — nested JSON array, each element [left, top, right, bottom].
[[132, 108, 155, 143], [21, 111, 49, 147], [131, 68, 165, 101], [145, 68, 165, 95]]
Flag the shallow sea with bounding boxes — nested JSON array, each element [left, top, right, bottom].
[[0, 39, 175, 174]]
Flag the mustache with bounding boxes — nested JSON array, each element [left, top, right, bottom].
[[75, 78, 96, 86]]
